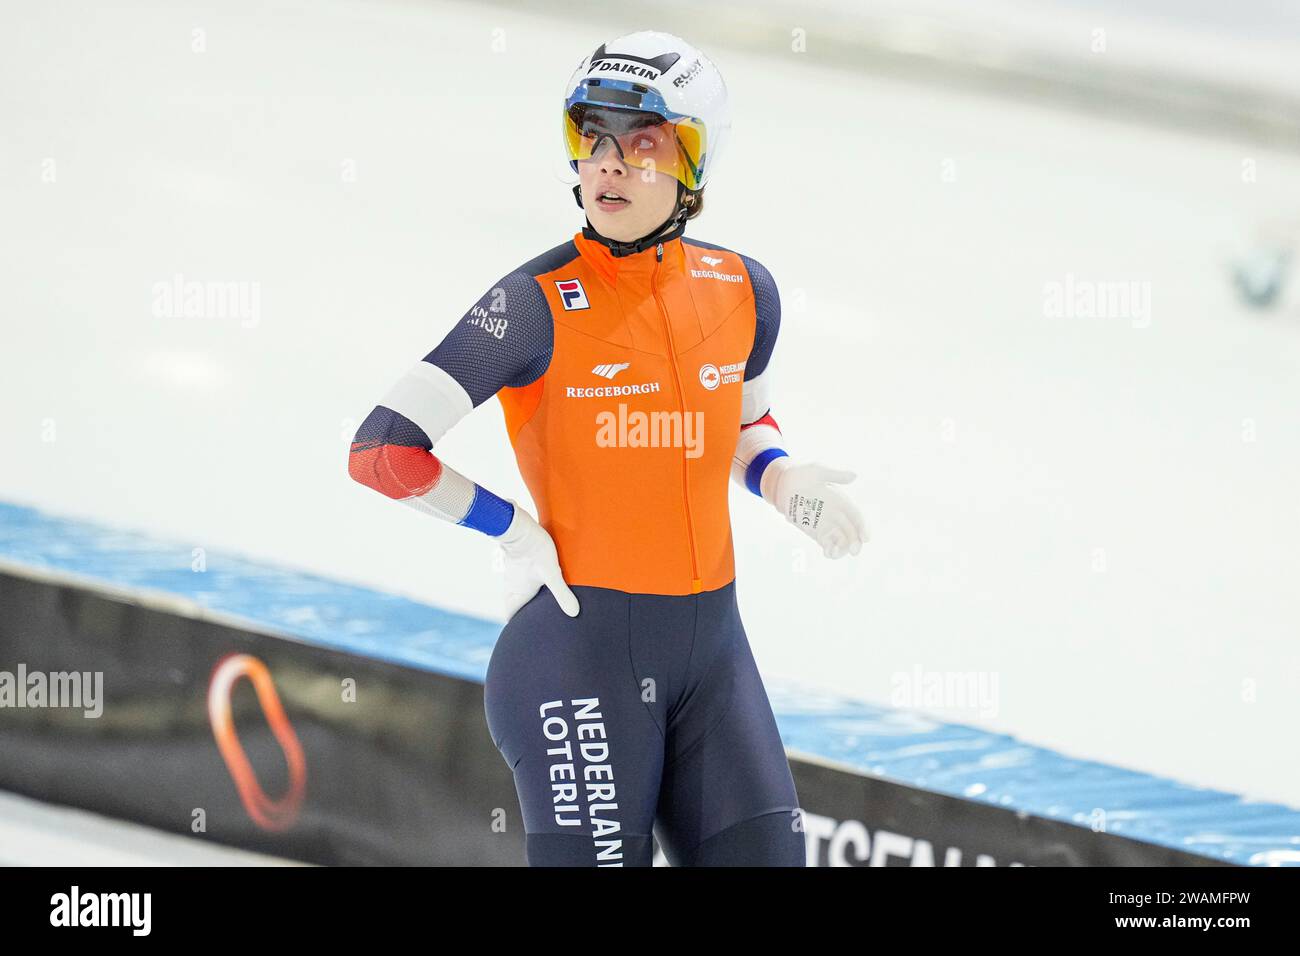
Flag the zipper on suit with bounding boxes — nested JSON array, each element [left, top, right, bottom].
[[653, 240, 703, 594]]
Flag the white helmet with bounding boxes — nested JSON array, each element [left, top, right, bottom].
[[561, 31, 731, 194]]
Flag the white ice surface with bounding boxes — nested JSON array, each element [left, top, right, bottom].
[[0, 789, 302, 865]]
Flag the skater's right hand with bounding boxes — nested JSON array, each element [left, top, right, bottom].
[[497, 503, 580, 619]]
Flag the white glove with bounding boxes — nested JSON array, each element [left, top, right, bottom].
[[760, 458, 869, 559], [498, 503, 580, 619]]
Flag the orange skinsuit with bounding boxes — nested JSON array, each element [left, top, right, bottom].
[[498, 228, 759, 595]]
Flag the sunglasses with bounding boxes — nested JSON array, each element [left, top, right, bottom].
[[564, 104, 707, 191]]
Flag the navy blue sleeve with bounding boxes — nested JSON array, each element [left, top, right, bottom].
[[739, 254, 780, 381], [423, 269, 555, 407]]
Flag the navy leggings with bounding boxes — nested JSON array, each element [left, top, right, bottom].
[[483, 581, 805, 867]]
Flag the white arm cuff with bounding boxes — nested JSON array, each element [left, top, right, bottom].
[[378, 360, 474, 446], [740, 368, 774, 426]]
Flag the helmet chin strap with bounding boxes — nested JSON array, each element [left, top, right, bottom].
[[574, 181, 693, 257]]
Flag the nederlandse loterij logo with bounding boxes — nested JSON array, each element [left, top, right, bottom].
[[538, 697, 624, 865], [700, 255, 723, 266], [555, 278, 590, 310], [592, 362, 630, 380], [700, 360, 746, 390]]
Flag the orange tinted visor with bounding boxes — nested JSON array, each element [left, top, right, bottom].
[[564, 104, 706, 191]]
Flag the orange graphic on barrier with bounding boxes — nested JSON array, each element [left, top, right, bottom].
[[208, 653, 307, 831]]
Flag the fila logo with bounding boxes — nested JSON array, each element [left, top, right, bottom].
[[555, 278, 590, 311], [592, 362, 630, 380], [700, 255, 723, 266]]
